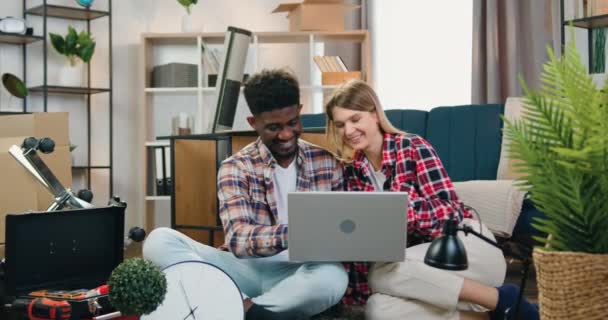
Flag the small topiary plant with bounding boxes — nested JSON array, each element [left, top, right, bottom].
[[108, 258, 167, 316]]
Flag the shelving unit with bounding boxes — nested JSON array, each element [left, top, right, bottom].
[[139, 30, 370, 237], [561, 0, 608, 73], [10, 1, 114, 202]]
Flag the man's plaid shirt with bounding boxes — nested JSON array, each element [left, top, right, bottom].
[[217, 138, 343, 258], [341, 133, 471, 305]]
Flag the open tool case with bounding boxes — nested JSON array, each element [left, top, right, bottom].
[[1, 206, 125, 319]]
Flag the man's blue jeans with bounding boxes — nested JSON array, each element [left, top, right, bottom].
[[143, 227, 348, 317]]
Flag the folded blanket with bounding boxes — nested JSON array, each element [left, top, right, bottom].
[[453, 179, 526, 237]]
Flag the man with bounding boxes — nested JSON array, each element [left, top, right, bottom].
[[143, 69, 348, 319]]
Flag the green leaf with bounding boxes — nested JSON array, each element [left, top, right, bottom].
[[49, 33, 65, 55], [504, 26, 608, 254], [14, 80, 28, 97], [78, 42, 96, 63], [65, 27, 78, 54]]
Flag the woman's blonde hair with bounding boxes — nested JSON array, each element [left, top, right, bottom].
[[325, 79, 404, 161]]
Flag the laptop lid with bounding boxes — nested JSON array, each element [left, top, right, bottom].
[[4, 206, 125, 296], [287, 192, 407, 262]]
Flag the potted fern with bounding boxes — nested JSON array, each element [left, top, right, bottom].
[[504, 32, 608, 319]]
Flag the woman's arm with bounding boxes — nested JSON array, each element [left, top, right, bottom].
[[404, 137, 468, 238]]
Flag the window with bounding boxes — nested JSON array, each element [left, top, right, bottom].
[[369, 0, 473, 110]]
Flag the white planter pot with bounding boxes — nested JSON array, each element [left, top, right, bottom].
[[56, 60, 86, 87], [181, 14, 194, 32]]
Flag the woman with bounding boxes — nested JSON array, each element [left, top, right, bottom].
[[325, 80, 538, 320]]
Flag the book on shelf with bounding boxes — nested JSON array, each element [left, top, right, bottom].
[[313, 56, 348, 73]]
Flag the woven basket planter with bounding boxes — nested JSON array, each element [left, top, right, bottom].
[[533, 248, 608, 319]]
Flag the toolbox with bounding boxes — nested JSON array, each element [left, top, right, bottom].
[[1, 206, 125, 319]]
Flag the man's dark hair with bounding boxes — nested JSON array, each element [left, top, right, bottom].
[[243, 69, 300, 115]]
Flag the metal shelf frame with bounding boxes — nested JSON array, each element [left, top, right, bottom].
[[21, 0, 114, 197]]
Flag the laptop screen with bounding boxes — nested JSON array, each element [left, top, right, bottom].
[[4, 206, 125, 295]]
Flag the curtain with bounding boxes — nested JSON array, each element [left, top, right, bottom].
[[472, 0, 561, 104]]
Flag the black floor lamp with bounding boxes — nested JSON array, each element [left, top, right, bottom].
[[423, 210, 532, 320]]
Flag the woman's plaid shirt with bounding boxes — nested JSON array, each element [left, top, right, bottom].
[[340, 133, 471, 305], [217, 138, 343, 258]]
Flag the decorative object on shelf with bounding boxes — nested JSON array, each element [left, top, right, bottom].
[[0, 17, 28, 35], [2, 73, 28, 98], [172, 112, 194, 135], [49, 26, 96, 66], [108, 258, 167, 316], [151, 63, 197, 87], [592, 27, 606, 73], [504, 31, 608, 319], [74, 0, 95, 8], [177, 0, 198, 32]]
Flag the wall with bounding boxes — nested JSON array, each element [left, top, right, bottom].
[[369, 0, 473, 110], [0, 0, 361, 234]]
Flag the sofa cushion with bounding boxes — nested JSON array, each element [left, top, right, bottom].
[[301, 110, 428, 138], [301, 113, 327, 128], [425, 104, 504, 182], [497, 97, 526, 180], [385, 109, 428, 137]]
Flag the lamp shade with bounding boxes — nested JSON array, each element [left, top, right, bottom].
[[424, 219, 468, 270]]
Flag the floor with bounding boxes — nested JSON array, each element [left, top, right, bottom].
[[126, 242, 538, 319]]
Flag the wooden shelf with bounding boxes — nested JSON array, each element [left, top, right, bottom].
[[145, 141, 171, 147], [564, 14, 608, 29], [29, 86, 110, 95], [142, 30, 369, 44], [0, 32, 43, 44], [72, 165, 111, 169], [146, 196, 171, 201], [26, 4, 109, 21], [145, 87, 198, 93]]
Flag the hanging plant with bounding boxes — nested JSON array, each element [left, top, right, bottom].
[[177, 0, 198, 15], [49, 26, 96, 66]]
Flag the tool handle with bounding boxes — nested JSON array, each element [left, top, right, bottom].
[[29, 298, 71, 320]]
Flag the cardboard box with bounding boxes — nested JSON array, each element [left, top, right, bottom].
[[0, 112, 69, 146], [272, 0, 360, 32], [322, 71, 361, 85], [587, 0, 608, 16], [0, 112, 72, 243]]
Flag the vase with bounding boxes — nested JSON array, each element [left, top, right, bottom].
[[533, 248, 608, 319], [74, 0, 94, 8], [54, 60, 86, 87], [181, 14, 194, 33]]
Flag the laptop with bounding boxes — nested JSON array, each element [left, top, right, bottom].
[[287, 192, 407, 262]]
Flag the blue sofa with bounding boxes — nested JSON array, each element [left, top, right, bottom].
[[300, 104, 544, 240]]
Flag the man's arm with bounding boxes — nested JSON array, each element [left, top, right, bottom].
[[217, 160, 288, 258]]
